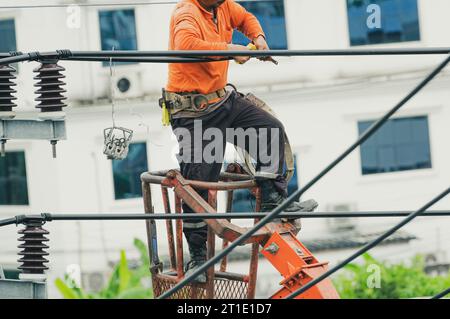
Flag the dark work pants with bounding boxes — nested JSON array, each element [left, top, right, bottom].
[[171, 91, 287, 251]]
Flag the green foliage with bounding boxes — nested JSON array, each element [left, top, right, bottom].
[[333, 253, 450, 299], [55, 238, 153, 299]]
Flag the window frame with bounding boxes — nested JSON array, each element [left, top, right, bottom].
[[0, 17, 19, 72], [0, 18, 17, 53], [346, 0, 421, 47], [0, 150, 30, 206], [357, 115, 432, 176], [233, 0, 288, 50], [111, 141, 149, 201], [98, 8, 139, 67]]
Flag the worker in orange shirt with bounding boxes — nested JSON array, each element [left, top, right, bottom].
[[163, 0, 316, 283]]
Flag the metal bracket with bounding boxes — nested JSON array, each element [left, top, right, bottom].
[[0, 119, 66, 158]]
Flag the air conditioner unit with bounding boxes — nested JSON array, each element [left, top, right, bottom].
[[325, 203, 358, 233], [108, 69, 144, 100]]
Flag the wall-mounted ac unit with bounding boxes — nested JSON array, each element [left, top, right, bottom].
[[325, 203, 358, 233], [108, 69, 144, 100]]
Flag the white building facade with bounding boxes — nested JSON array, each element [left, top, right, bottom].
[[0, 0, 449, 298]]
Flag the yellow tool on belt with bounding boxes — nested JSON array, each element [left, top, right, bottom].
[[160, 88, 171, 126], [162, 100, 171, 126], [236, 43, 278, 65]]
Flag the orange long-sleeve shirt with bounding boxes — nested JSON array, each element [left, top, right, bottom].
[[166, 0, 265, 94]]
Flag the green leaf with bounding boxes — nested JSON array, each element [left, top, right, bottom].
[[134, 238, 150, 267], [118, 250, 132, 293], [117, 287, 153, 299], [53, 239, 156, 299], [334, 254, 450, 299], [103, 264, 120, 296], [54, 278, 80, 299], [343, 263, 360, 273], [361, 253, 377, 264]]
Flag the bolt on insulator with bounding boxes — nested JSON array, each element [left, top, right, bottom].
[[33, 62, 67, 118], [50, 140, 57, 158], [17, 220, 50, 276], [0, 64, 17, 119]]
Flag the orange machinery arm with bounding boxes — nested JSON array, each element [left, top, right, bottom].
[[157, 170, 340, 299]]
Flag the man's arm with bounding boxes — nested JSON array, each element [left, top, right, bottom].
[[173, 8, 251, 63], [228, 0, 265, 42]]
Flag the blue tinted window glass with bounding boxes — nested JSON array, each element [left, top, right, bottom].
[[358, 116, 431, 175], [0, 19, 17, 52], [347, 0, 420, 46], [112, 142, 148, 200], [0, 151, 29, 205], [378, 145, 396, 172], [233, 0, 287, 49], [231, 155, 299, 212], [99, 9, 137, 65]]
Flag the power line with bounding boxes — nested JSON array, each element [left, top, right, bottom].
[[0, 1, 177, 9], [1, 211, 450, 227], [0, 0, 274, 10], [431, 287, 450, 299], [2, 48, 450, 67]]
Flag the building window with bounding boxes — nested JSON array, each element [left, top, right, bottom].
[[99, 9, 137, 65], [231, 156, 299, 212], [112, 142, 148, 200], [233, 0, 287, 50], [0, 152, 29, 205], [0, 19, 17, 53], [358, 116, 431, 175], [347, 0, 420, 46]]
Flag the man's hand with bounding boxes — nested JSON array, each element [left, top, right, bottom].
[[254, 35, 269, 51], [253, 35, 278, 65], [227, 44, 251, 64]]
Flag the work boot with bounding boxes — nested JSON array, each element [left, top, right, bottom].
[[185, 245, 207, 284], [259, 179, 318, 214]]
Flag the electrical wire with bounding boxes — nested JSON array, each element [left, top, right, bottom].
[[2, 211, 450, 227], [0, 0, 275, 10], [431, 287, 450, 299], [109, 47, 117, 128]]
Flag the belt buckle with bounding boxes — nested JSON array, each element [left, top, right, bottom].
[[191, 94, 209, 111]]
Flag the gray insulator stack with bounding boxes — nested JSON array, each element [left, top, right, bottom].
[[0, 64, 17, 114], [33, 62, 67, 113], [17, 220, 49, 275]]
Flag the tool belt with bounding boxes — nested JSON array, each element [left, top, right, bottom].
[[159, 88, 227, 114]]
